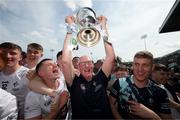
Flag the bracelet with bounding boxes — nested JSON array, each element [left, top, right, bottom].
[[103, 35, 108, 42], [66, 32, 72, 34], [103, 36, 112, 46], [66, 23, 77, 34]]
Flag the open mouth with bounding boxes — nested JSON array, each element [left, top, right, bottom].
[[53, 69, 59, 74], [84, 69, 91, 73], [29, 57, 36, 60], [7, 59, 13, 63]]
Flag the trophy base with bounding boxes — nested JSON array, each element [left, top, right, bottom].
[[77, 27, 100, 47]]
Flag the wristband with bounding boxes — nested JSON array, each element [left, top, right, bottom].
[[103, 35, 108, 42], [66, 23, 77, 34], [103, 35, 112, 46]]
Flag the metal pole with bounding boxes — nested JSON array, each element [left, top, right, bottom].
[[50, 49, 54, 60], [144, 38, 147, 50], [141, 34, 147, 50]]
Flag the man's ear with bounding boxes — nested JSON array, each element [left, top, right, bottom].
[[0, 57, 5, 70], [41, 52, 43, 57], [18, 54, 23, 62], [152, 64, 155, 71], [38, 70, 44, 77]]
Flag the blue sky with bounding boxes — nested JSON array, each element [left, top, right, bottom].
[[0, 0, 179, 62]]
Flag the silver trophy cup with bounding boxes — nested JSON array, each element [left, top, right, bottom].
[[76, 7, 100, 47]]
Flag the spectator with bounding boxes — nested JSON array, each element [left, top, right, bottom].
[[24, 59, 69, 119], [19, 51, 27, 66], [109, 51, 172, 119], [26, 51, 70, 119], [56, 50, 63, 70], [0, 88, 18, 120], [72, 56, 80, 69], [0, 42, 29, 119], [25, 43, 43, 69], [114, 64, 129, 79], [0, 44, 6, 71], [27, 50, 67, 98], [172, 73, 180, 94], [151, 63, 169, 85], [152, 63, 180, 119], [0, 46, 18, 120], [62, 15, 115, 119], [93, 59, 103, 74], [72, 56, 80, 76]]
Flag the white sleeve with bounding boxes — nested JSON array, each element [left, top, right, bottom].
[[57, 74, 68, 94], [0, 89, 18, 120], [24, 92, 41, 119], [22, 69, 29, 86]]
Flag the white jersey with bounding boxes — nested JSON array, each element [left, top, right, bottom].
[[0, 88, 18, 120], [24, 78, 68, 119], [0, 66, 29, 118], [24, 64, 36, 70], [161, 85, 180, 119]]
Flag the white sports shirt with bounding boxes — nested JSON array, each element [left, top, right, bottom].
[[0, 66, 29, 117], [0, 88, 18, 120], [24, 78, 68, 119]]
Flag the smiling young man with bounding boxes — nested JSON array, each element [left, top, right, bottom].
[[62, 15, 115, 119], [25, 43, 43, 69], [0, 44, 18, 120], [0, 42, 29, 119], [109, 51, 172, 119]]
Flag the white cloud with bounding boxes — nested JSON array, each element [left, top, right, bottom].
[[102, 0, 176, 61], [0, 0, 6, 7], [40, 27, 55, 34], [46, 38, 59, 45], [65, 0, 92, 11], [65, 0, 77, 11], [24, 1, 56, 28], [77, 0, 92, 8], [1, 0, 178, 62], [30, 31, 44, 38], [57, 23, 66, 34]]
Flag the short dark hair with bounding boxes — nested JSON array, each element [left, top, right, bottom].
[[73, 56, 80, 60], [27, 43, 43, 52], [0, 42, 22, 52], [153, 64, 168, 72], [115, 65, 128, 72], [21, 51, 27, 59], [56, 50, 63, 59], [134, 51, 153, 63], [35, 58, 52, 74]]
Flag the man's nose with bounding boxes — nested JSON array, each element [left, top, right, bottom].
[[138, 65, 143, 72], [53, 62, 58, 67], [6, 52, 12, 57]]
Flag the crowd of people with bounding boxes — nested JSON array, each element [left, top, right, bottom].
[[0, 15, 180, 120]]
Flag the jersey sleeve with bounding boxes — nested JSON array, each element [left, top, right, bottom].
[[156, 88, 171, 114], [109, 79, 119, 99], [57, 75, 68, 94], [0, 89, 18, 120], [24, 92, 41, 119], [18, 67, 30, 86], [97, 69, 110, 87]]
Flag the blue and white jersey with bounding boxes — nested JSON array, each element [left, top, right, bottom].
[[110, 75, 171, 119]]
